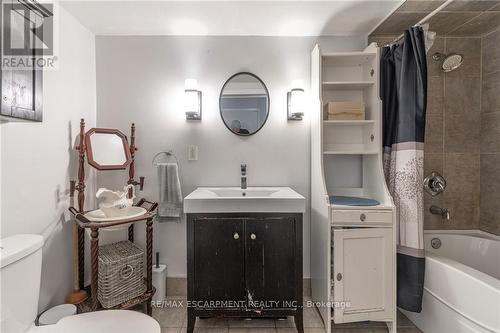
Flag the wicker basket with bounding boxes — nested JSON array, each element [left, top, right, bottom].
[[98, 241, 146, 308]]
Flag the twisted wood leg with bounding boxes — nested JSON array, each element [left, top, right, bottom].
[[146, 218, 153, 316], [78, 226, 85, 290], [128, 224, 134, 242], [90, 228, 99, 310]]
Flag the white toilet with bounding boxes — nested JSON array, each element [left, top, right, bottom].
[[0, 234, 161, 333]]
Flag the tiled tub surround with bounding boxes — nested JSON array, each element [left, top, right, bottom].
[[423, 36, 482, 231], [369, 3, 500, 237], [369, 35, 483, 231], [370, 25, 500, 236], [480, 28, 500, 236]]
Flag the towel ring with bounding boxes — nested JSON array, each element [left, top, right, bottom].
[[152, 150, 179, 166]]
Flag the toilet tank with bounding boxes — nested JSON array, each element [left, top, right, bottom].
[[0, 234, 43, 333]]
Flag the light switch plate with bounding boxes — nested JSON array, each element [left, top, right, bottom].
[[188, 145, 198, 161]]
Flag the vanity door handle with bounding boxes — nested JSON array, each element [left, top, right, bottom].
[[336, 273, 343, 281], [250, 233, 256, 240], [233, 233, 240, 240], [247, 290, 254, 302], [360, 213, 366, 222]]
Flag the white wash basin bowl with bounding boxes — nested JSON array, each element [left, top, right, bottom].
[[183, 187, 305, 213]]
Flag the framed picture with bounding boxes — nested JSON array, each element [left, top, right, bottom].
[[1, 1, 51, 122]]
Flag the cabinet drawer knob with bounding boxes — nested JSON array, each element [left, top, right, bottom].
[[233, 233, 240, 240], [336, 273, 343, 281], [250, 233, 256, 240], [360, 213, 366, 222]]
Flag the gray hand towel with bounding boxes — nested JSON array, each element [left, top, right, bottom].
[[157, 163, 183, 222]]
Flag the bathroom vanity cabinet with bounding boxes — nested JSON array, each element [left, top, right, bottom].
[[186, 213, 303, 333], [310, 43, 397, 332]]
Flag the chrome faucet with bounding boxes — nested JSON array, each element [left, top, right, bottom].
[[430, 205, 450, 220], [240, 164, 247, 190]]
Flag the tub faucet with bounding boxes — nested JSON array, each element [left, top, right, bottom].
[[240, 164, 247, 190], [430, 205, 450, 220]]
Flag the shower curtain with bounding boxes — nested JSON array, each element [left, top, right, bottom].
[[381, 27, 427, 312]]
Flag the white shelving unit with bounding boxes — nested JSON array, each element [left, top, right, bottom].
[[310, 43, 397, 333]]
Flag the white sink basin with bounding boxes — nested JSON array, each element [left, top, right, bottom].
[[184, 187, 305, 213], [209, 188, 279, 197]]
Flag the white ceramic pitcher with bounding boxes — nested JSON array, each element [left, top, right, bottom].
[[96, 184, 136, 218]]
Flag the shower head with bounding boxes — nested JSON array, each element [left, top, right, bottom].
[[432, 52, 463, 72]]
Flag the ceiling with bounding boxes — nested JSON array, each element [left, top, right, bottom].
[[370, 0, 500, 37], [60, 1, 402, 36]]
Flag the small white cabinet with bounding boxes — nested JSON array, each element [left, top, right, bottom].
[[332, 228, 393, 323]]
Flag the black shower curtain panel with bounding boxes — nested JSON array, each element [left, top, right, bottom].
[[380, 27, 427, 313]]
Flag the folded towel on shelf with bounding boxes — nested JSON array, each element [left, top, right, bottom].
[[329, 196, 380, 206], [157, 163, 183, 222]]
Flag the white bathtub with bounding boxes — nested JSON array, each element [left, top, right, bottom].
[[402, 230, 500, 333]]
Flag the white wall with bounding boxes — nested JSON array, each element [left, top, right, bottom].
[[95, 36, 365, 278], [0, 7, 96, 312]]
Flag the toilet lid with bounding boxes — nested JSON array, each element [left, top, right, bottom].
[[51, 310, 160, 333]]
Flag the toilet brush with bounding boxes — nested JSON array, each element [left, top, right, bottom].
[[66, 180, 88, 304], [152, 252, 167, 302]]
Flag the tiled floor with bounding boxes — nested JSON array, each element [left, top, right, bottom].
[[152, 297, 422, 333]]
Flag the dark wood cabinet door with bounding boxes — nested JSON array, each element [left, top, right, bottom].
[[192, 218, 246, 308], [245, 217, 297, 309]]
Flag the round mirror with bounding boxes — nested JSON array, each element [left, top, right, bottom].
[[219, 72, 270, 136]]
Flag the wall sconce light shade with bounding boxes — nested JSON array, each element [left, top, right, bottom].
[[287, 80, 304, 120], [185, 79, 202, 120]]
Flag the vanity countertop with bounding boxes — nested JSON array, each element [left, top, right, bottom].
[[184, 187, 305, 213]]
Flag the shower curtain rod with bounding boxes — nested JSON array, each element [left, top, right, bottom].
[[384, 0, 454, 46]]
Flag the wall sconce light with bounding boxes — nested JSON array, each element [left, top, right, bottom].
[[185, 78, 202, 120], [287, 79, 304, 120]]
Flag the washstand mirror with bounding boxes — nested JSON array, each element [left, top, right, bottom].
[[219, 72, 270, 136], [85, 128, 132, 170]]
